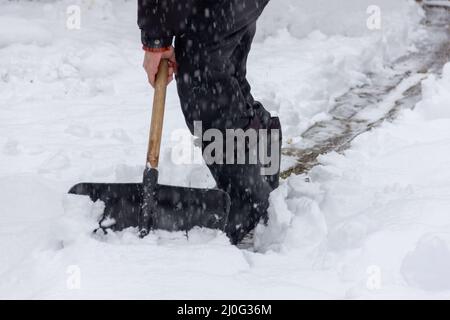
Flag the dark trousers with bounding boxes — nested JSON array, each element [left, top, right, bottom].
[[175, 19, 274, 243], [175, 20, 258, 133]]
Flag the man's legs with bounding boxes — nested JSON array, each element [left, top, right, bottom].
[[175, 20, 279, 244]]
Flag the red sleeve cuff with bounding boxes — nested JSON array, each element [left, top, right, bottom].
[[142, 46, 171, 53]]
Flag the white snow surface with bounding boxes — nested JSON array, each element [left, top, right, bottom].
[[1, 0, 450, 299]]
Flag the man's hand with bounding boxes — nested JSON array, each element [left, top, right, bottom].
[[143, 46, 177, 88]]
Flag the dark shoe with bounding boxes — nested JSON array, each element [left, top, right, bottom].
[[208, 162, 272, 245]]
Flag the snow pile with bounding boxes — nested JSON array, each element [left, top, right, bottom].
[[257, 0, 424, 62], [255, 63, 450, 296], [0, 16, 52, 48], [417, 63, 450, 119], [259, 0, 421, 38]]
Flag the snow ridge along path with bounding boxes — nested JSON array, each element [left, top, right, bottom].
[[0, 1, 449, 299], [281, 6, 450, 178]]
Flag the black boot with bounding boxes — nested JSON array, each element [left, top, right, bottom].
[[207, 162, 272, 244]]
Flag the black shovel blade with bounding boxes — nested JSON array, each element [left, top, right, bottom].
[[68, 183, 230, 232]]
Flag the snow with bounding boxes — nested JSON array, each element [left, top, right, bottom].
[[0, 16, 52, 48], [1, 0, 449, 299], [255, 62, 450, 297]]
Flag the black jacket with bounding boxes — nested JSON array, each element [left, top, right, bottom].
[[138, 0, 269, 48]]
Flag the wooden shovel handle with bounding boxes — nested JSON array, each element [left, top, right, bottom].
[[146, 59, 169, 168]]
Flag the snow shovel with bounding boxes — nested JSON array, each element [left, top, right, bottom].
[[68, 59, 230, 237]]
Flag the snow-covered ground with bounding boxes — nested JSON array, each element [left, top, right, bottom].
[[1, 0, 449, 299], [255, 64, 450, 298]]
